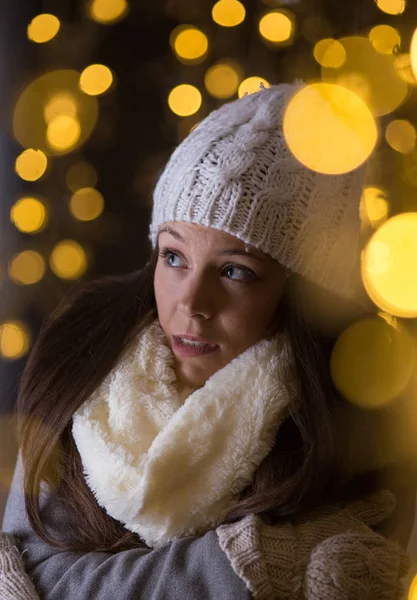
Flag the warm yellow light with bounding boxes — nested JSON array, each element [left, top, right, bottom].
[[360, 187, 389, 228], [205, 62, 240, 99], [44, 93, 77, 123], [238, 77, 270, 98], [168, 84, 202, 117], [66, 161, 98, 192], [313, 38, 346, 68], [411, 28, 417, 80], [173, 27, 208, 61], [361, 213, 417, 318], [375, 0, 405, 14], [409, 574, 417, 600], [80, 64, 113, 96], [259, 11, 294, 43], [50, 240, 88, 280], [8, 251, 46, 285], [394, 53, 417, 85], [15, 149, 47, 181], [212, 0, 246, 27], [70, 187, 104, 221], [283, 83, 378, 175], [89, 0, 129, 24], [27, 14, 60, 43], [46, 115, 81, 152], [0, 321, 30, 360], [369, 25, 401, 55], [322, 36, 408, 117], [386, 120, 416, 154], [10, 197, 47, 233], [331, 316, 415, 409]]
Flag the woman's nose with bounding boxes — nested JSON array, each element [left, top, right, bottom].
[[177, 272, 215, 319]]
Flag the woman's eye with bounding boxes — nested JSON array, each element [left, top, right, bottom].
[[223, 265, 255, 281], [163, 251, 183, 267]]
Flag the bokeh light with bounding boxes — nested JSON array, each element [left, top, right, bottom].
[[44, 93, 78, 123], [360, 186, 389, 229], [259, 10, 294, 44], [46, 115, 81, 152], [403, 148, 417, 187], [361, 213, 417, 318], [313, 38, 346, 68], [394, 53, 417, 85], [322, 36, 408, 117], [27, 14, 60, 43], [171, 26, 208, 62], [13, 70, 98, 156], [88, 0, 129, 24], [369, 25, 401, 55], [212, 0, 246, 27], [79, 64, 113, 96], [70, 187, 104, 221], [375, 0, 406, 14], [50, 240, 88, 280], [331, 315, 415, 409], [411, 28, 417, 80], [168, 84, 202, 116], [283, 83, 378, 175], [205, 62, 241, 98], [8, 251, 46, 285], [66, 161, 98, 192], [10, 197, 48, 233], [385, 119, 416, 154], [0, 321, 30, 360], [15, 149, 47, 181], [409, 574, 417, 600], [238, 77, 270, 98]]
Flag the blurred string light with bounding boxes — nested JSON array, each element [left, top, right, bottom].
[[50, 240, 88, 280], [259, 10, 295, 45], [375, 0, 406, 15], [369, 24, 401, 55], [66, 161, 98, 191], [27, 13, 60, 43], [394, 53, 417, 85], [0, 322, 30, 360], [359, 186, 389, 229], [321, 36, 408, 117], [411, 28, 417, 79], [70, 187, 104, 221], [385, 119, 416, 153], [15, 149, 47, 181], [313, 38, 346, 68], [79, 64, 114, 96], [47, 115, 81, 152], [361, 212, 417, 318], [330, 315, 415, 409], [283, 83, 378, 175], [13, 70, 98, 156], [410, 575, 417, 600], [170, 25, 208, 64], [212, 0, 246, 27], [204, 61, 241, 98], [168, 84, 202, 116], [238, 77, 270, 98], [8, 251, 46, 285], [10, 197, 48, 233], [88, 0, 129, 24]]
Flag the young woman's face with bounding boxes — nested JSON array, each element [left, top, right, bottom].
[[154, 221, 287, 390]]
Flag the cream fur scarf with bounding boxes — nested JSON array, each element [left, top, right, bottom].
[[72, 318, 295, 548]]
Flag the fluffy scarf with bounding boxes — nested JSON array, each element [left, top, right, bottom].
[[72, 318, 295, 548]]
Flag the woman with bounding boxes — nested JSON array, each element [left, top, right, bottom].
[[1, 83, 410, 599]]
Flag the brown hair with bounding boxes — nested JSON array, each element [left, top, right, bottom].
[[16, 246, 381, 552]]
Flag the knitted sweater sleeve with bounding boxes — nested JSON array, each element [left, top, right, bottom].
[[216, 492, 410, 600]]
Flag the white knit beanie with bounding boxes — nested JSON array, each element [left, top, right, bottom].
[[149, 83, 366, 299]]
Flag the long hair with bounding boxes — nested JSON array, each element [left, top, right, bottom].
[[16, 245, 380, 552]]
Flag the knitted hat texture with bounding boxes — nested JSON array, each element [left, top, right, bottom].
[[149, 83, 366, 299]]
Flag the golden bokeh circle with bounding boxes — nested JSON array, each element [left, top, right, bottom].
[[168, 84, 202, 117], [27, 13, 60, 43], [10, 197, 47, 233]]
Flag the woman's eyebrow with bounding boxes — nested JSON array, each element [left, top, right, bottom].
[[158, 226, 264, 261]]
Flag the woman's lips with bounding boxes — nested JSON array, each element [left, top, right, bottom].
[[172, 336, 219, 357]]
